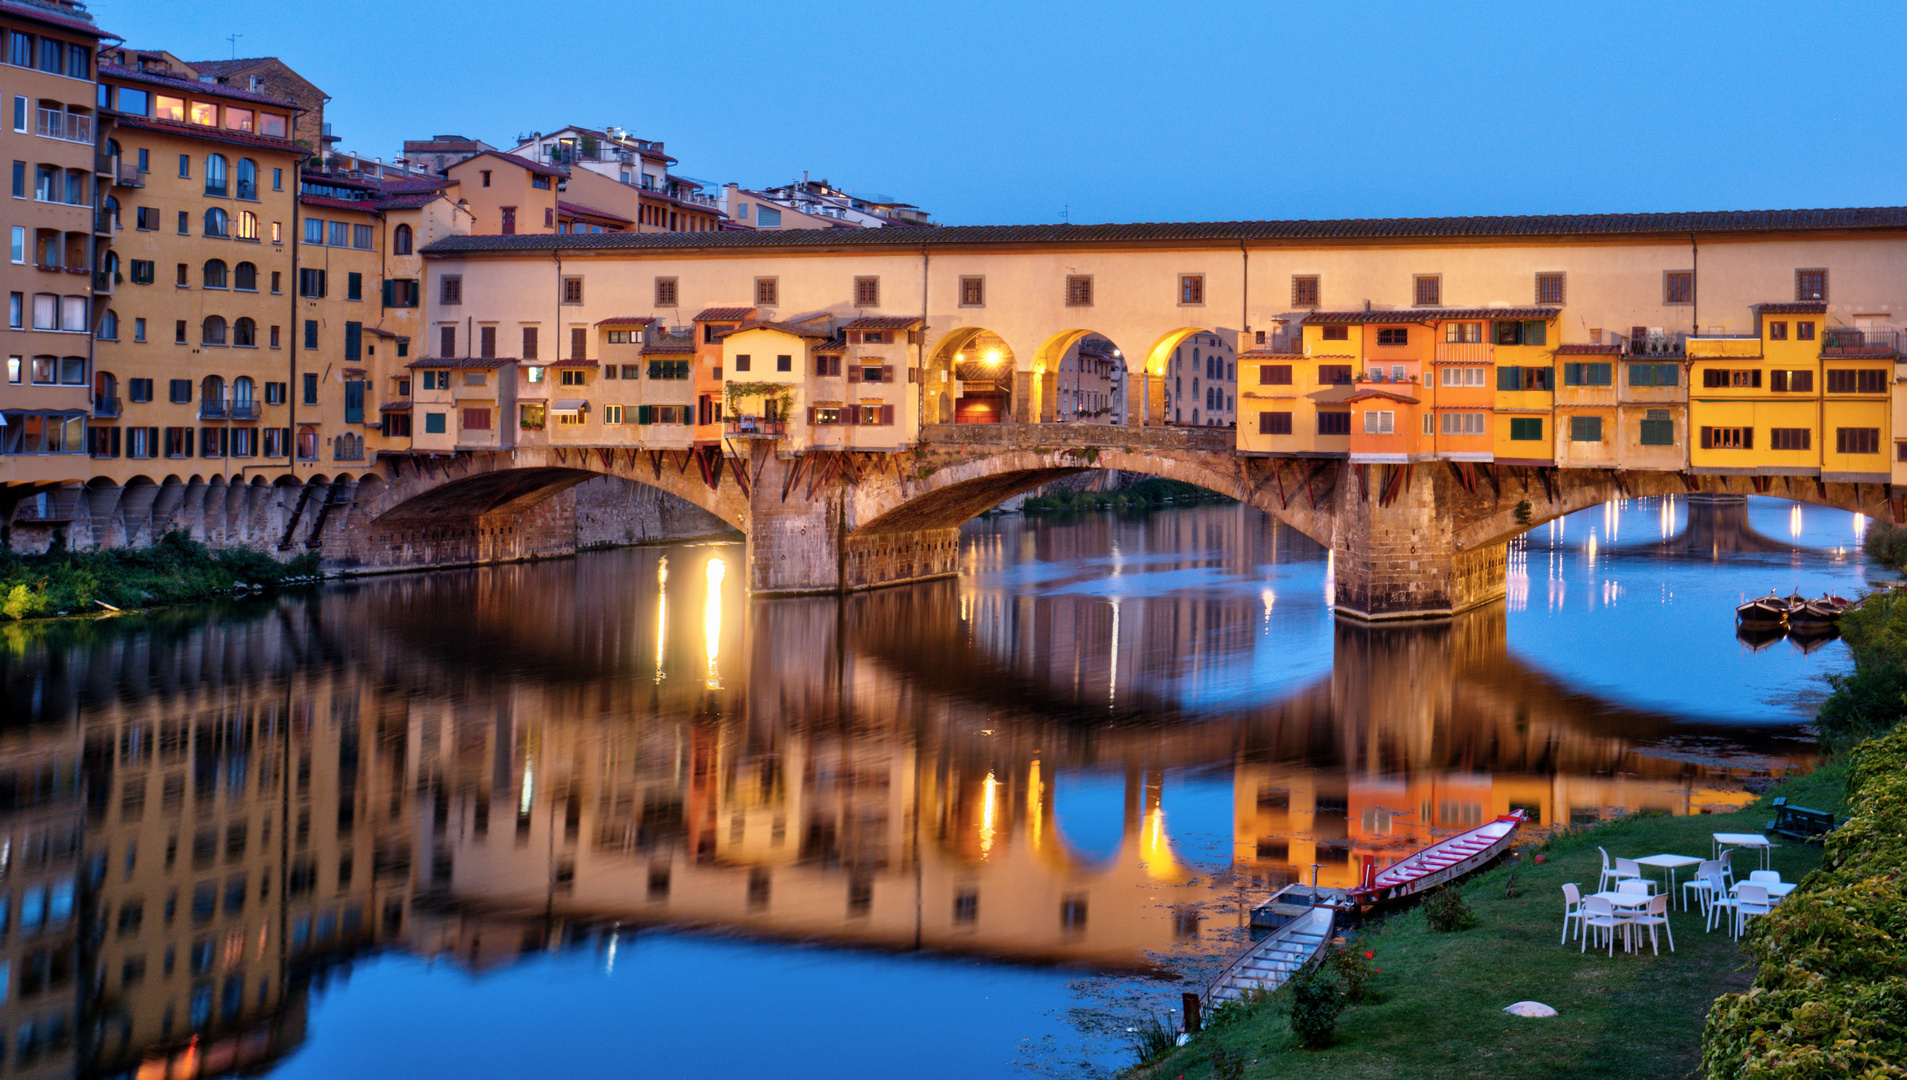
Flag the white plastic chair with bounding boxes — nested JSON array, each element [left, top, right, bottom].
[[1621, 892, 1675, 955], [1581, 896, 1623, 956], [1617, 878, 1653, 897], [1682, 860, 1722, 915], [1560, 883, 1585, 944], [1596, 847, 1621, 892], [1717, 848, 1738, 891], [1702, 872, 1738, 934], [1748, 870, 1782, 886], [1734, 884, 1772, 939], [1614, 858, 1652, 891]]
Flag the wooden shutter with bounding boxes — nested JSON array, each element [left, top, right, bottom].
[[522, 327, 538, 360], [382, 279, 394, 307], [477, 325, 494, 359], [880, 405, 894, 425], [1700, 427, 1713, 449], [637, 405, 651, 424], [881, 365, 893, 383], [1751, 370, 1762, 388], [815, 356, 829, 376], [1744, 427, 1754, 449], [807, 406, 818, 426], [440, 326, 455, 357], [571, 327, 587, 361], [848, 365, 862, 383]]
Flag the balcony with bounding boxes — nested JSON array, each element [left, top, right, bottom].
[[36, 109, 92, 144], [230, 401, 261, 420], [94, 270, 113, 294], [1822, 327, 1899, 358], [540, 144, 637, 166], [725, 419, 787, 439], [115, 162, 145, 188], [93, 394, 120, 418], [1433, 341, 1492, 365], [199, 397, 228, 420], [1628, 332, 1686, 357]]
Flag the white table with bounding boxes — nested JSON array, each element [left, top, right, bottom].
[[1731, 880, 1795, 900], [1589, 891, 1653, 951], [1634, 854, 1705, 910], [1712, 833, 1773, 872]]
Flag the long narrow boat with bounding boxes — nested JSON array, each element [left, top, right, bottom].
[[1347, 809, 1526, 911], [1736, 592, 1791, 629], [1204, 904, 1335, 1006]]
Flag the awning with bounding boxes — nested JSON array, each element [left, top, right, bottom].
[[550, 399, 588, 415]]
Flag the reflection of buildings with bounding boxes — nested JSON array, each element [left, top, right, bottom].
[[0, 528, 1815, 1076]]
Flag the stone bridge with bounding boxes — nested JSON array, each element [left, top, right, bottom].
[[308, 424, 1903, 619]]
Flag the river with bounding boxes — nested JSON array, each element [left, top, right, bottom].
[[0, 495, 1864, 1079]]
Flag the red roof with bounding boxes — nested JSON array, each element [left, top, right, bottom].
[[558, 200, 634, 226], [1756, 301, 1828, 314], [459, 150, 565, 179], [99, 62, 300, 110], [112, 114, 303, 156], [1238, 351, 1307, 360], [1342, 389, 1421, 405], [595, 316, 657, 327], [1, 0, 105, 36], [845, 316, 922, 330], [724, 319, 837, 340], [693, 307, 754, 323], [1554, 343, 1622, 355], [405, 357, 515, 369], [299, 195, 377, 214], [1304, 308, 1558, 325], [640, 342, 693, 356]]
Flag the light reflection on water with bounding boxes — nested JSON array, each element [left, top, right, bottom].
[[0, 496, 1857, 1080]]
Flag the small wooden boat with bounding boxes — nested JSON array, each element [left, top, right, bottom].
[[1788, 593, 1858, 632], [1249, 882, 1354, 932], [1736, 592, 1791, 629], [1205, 904, 1335, 1005], [1348, 810, 1526, 910]]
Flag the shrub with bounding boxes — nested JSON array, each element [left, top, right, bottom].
[[1324, 944, 1378, 1003], [1424, 885, 1479, 932], [1126, 1012, 1180, 1066], [1284, 966, 1345, 1049], [1861, 519, 1907, 573]]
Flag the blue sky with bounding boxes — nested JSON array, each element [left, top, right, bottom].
[[96, 0, 1907, 225]]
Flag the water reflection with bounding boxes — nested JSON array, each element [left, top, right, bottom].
[[0, 499, 1843, 1079]]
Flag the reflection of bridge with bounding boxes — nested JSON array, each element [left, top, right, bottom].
[[0, 548, 1813, 1075]]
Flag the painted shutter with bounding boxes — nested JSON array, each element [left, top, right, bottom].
[[1700, 427, 1713, 449], [880, 405, 894, 425], [882, 366, 894, 383], [1523, 321, 1546, 346], [1496, 367, 1519, 391], [382, 279, 394, 308], [1744, 427, 1754, 450], [637, 405, 651, 424], [848, 365, 862, 383], [571, 327, 587, 361], [1751, 370, 1762, 388], [345, 322, 362, 363], [344, 380, 364, 424], [807, 406, 819, 426]]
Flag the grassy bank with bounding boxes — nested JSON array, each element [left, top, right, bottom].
[[0, 532, 319, 620], [1137, 779, 1838, 1080], [1021, 477, 1233, 512]]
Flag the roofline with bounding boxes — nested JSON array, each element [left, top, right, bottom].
[[420, 205, 1907, 259], [0, 0, 106, 38]]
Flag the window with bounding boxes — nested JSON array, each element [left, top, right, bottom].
[[177, 152, 189, 178], [1258, 411, 1292, 435], [1375, 328, 1408, 347], [264, 381, 284, 404], [734, 353, 751, 373], [423, 412, 446, 434], [756, 206, 781, 227], [1362, 410, 1394, 434], [1497, 366, 1552, 391], [130, 378, 152, 402], [352, 224, 373, 249], [478, 325, 496, 359], [1768, 320, 1788, 341], [1443, 322, 1482, 343], [346, 272, 362, 302], [854, 276, 881, 307], [303, 218, 323, 244], [560, 369, 585, 386], [1315, 411, 1350, 435], [603, 405, 624, 424], [439, 326, 455, 356], [165, 427, 192, 457], [1858, 368, 1886, 393], [1063, 275, 1090, 307], [570, 326, 587, 360], [1663, 271, 1694, 304], [201, 316, 226, 345], [1510, 417, 1544, 441], [1291, 275, 1320, 307], [1639, 408, 1674, 446], [461, 407, 492, 431], [1534, 272, 1565, 305], [329, 221, 348, 247], [654, 278, 677, 306], [518, 326, 538, 360], [439, 276, 461, 304], [1259, 365, 1292, 385], [393, 224, 412, 255], [1796, 269, 1827, 302], [305, 320, 319, 350], [271, 271, 281, 293], [234, 318, 255, 347], [1770, 428, 1811, 451], [1700, 426, 1752, 449], [203, 207, 227, 237], [235, 158, 256, 198], [1628, 363, 1679, 387], [1179, 274, 1203, 305], [755, 278, 778, 306], [959, 276, 984, 306], [204, 154, 227, 197], [202, 259, 227, 289], [169, 379, 191, 404], [1413, 275, 1440, 306], [1440, 412, 1487, 436], [1770, 369, 1813, 392], [1562, 362, 1611, 386], [1318, 364, 1353, 385], [1569, 416, 1602, 442], [562, 277, 583, 304], [1494, 320, 1547, 346], [1440, 367, 1487, 387], [299, 268, 325, 298]]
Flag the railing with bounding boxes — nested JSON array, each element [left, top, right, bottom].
[[668, 189, 721, 209], [725, 420, 787, 438], [36, 109, 91, 144], [1433, 342, 1492, 365], [229, 401, 261, 420], [93, 210, 113, 235], [93, 394, 120, 417], [1822, 327, 1899, 357], [11, 491, 78, 523], [115, 162, 144, 188], [1629, 333, 1686, 357], [94, 270, 113, 292], [199, 396, 228, 420], [540, 145, 637, 166]]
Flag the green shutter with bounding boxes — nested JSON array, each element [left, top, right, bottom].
[[637, 405, 651, 424], [1656, 364, 1677, 387], [1524, 321, 1547, 346], [345, 321, 362, 363], [1497, 366, 1520, 391], [344, 380, 364, 424], [382, 279, 394, 308]]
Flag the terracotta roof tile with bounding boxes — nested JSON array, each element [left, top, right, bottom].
[[110, 114, 303, 156], [844, 316, 923, 330], [99, 62, 300, 109], [378, 401, 412, 412], [455, 150, 565, 179], [558, 200, 634, 226], [594, 316, 657, 327], [421, 206, 1907, 257], [1553, 343, 1623, 354], [1305, 308, 1559, 324], [693, 307, 755, 322], [1238, 350, 1307, 360], [1756, 301, 1828, 314], [723, 319, 837, 340], [813, 335, 848, 353], [1341, 389, 1421, 404], [299, 195, 377, 214], [1, 0, 105, 36], [406, 357, 515, 369]]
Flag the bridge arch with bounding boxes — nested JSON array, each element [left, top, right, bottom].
[[1032, 330, 1131, 425], [930, 326, 1018, 425], [360, 448, 750, 532]]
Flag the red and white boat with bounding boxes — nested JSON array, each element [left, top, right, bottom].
[[1348, 809, 1527, 910]]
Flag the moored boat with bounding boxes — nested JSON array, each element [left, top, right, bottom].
[[1347, 809, 1526, 911], [1788, 593, 1859, 632], [1205, 904, 1335, 1006], [1736, 592, 1791, 629], [1249, 881, 1354, 932]]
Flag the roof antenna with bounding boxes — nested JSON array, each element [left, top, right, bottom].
[[1060, 204, 1069, 224], [227, 33, 242, 59]]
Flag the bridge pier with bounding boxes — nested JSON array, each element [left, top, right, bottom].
[[1331, 462, 1508, 620]]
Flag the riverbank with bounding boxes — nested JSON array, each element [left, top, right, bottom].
[[1136, 770, 1843, 1080], [0, 531, 320, 621], [1019, 477, 1233, 513]]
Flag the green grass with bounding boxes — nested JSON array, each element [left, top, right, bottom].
[[0, 531, 320, 620], [1141, 782, 1839, 1080]]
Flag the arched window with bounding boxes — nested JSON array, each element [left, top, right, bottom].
[[233, 317, 256, 347], [235, 210, 258, 240], [233, 261, 256, 291], [201, 315, 227, 345], [235, 158, 257, 200], [103, 194, 119, 229], [98, 308, 118, 340], [202, 374, 225, 408], [94, 370, 116, 413], [393, 223, 413, 255], [203, 259, 228, 289], [232, 376, 255, 406], [204, 153, 227, 197], [203, 207, 228, 237]]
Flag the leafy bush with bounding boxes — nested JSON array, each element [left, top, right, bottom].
[[1700, 725, 1907, 1080], [1861, 519, 1907, 573], [1324, 944, 1378, 1003], [1424, 885, 1479, 932], [0, 531, 320, 620], [1283, 966, 1345, 1049]]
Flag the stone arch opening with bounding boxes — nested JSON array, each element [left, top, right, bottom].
[[1144, 326, 1238, 429], [1031, 330, 1131, 426], [930, 327, 1016, 425]]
